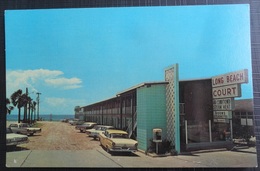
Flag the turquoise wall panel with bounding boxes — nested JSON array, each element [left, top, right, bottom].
[[137, 84, 167, 151]]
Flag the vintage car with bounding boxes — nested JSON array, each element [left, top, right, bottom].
[[69, 119, 85, 126], [6, 128, 29, 147], [75, 122, 97, 133], [86, 125, 114, 140], [8, 123, 41, 136], [99, 129, 138, 153]]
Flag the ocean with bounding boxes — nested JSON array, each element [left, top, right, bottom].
[[6, 114, 75, 122]]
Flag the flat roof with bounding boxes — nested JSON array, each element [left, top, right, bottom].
[[116, 81, 169, 96], [179, 77, 211, 82], [81, 96, 118, 108]]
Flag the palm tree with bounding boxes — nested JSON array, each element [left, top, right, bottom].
[[6, 98, 14, 114], [27, 97, 32, 124], [11, 89, 27, 123], [30, 101, 37, 124]]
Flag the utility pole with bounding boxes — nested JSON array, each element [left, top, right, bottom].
[[36, 92, 41, 121]]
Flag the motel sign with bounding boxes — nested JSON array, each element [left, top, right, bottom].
[[212, 84, 241, 99], [213, 98, 235, 111], [212, 69, 248, 123], [212, 69, 248, 87]]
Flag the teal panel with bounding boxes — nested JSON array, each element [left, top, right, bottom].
[[137, 84, 167, 152]]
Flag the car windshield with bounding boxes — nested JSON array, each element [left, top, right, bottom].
[[111, 133, 128, 138], [101, 127, 113, 131], [95, 127, 102, 130], [6, 128, 13, 134]]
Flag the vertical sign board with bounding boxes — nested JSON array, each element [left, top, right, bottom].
[[165, 64, 180, 153]]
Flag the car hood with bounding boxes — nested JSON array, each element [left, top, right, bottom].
[[7, 133, 28, 139], [27, 127, 41, 130], [112, 138, 137, 146], [89, 129, 102, 133]]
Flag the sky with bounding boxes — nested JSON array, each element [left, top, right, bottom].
[[5, 4, 252, 115]]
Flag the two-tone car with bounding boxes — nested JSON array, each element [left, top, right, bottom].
[[6, 128, 29, 148], [86, 125, 114, 140], [99, 129, 138, 154], [75, 122, 97, 133]]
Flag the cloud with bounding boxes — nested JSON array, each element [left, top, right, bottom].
[[6, 69, 82, 96], [43, 97, 87, 114], [45, 77, 82, 89]]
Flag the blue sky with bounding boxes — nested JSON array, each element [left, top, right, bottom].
[[5, 5, 252, 115]]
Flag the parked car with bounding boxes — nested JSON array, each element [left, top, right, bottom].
[[74, 120, 85, 126], [68, 119, 74, 125], [6, 127, 29, 147], [69, 119, 83, 125], [99, 129, 138, 154], [75, 122, 97, 133], [8, 123, 41, 136], [86, 125, 114, 140]]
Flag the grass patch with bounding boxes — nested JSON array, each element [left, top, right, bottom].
[[32, 122, 44, 128]]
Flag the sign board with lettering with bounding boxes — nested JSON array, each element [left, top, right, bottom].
[[212, 69, 248, 88], [213, 111, 232, 119], [212, 84, 241, 99], [213, 98, 235, 111], [213, 118, 230, 123]]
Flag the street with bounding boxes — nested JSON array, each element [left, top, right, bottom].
[[6, 121, 258, 168]]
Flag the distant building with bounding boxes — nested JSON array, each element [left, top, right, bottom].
[[233, 99, 254, 138]]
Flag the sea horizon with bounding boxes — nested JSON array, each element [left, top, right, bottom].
[[7, 114, 75, 121]]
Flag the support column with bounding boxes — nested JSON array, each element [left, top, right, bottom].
[[165, 64, 180, 153]]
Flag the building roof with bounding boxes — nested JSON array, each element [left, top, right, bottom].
[[81, 96, 118, 108], [179, 77, 211, 82], [116, 81, 169, 96]]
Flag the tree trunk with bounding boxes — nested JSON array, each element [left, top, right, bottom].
[[18, 108, 21, 123], [28, 103, 31, 124]]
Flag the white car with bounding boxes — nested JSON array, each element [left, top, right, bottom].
[[86, 125, 114, 140], [8, 123, 41, 136], [6, 128, 29, 147]]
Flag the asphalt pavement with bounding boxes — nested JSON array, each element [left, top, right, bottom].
[[5, 146, 258, 168]]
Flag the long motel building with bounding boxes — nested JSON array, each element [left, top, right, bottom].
[[75, 64, 253, 153]]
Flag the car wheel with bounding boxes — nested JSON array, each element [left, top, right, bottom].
[[30, 133, 34, 136], [80, 129, 83, 133]]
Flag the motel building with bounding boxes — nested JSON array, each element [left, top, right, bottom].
[[75, 64, 251, 154]]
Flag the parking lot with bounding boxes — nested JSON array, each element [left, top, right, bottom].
[[6, 121, 258, 168]]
